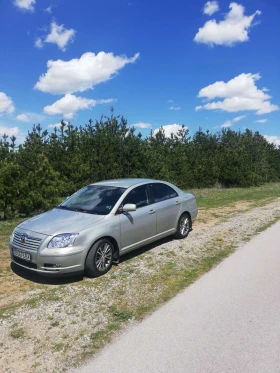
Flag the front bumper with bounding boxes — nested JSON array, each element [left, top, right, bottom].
[[10, 245, 86, 276]]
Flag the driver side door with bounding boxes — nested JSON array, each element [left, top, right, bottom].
[[119, 185, 157, 253]]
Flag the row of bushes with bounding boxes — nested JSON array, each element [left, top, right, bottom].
[[1, 110, 279, 219]]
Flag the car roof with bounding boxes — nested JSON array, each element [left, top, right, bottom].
[[91, 178, 160, 188]]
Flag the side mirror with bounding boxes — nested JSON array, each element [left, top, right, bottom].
[[122, 203, 137, 212]]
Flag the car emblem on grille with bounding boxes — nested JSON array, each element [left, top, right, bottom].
[[20, 234, 27, 243]]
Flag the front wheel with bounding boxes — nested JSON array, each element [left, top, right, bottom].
[[174, 213, 191, 239], [85, 239, 114, 277]]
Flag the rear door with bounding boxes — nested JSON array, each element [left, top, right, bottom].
[[148, 183, 181, 235], [119, 185, 157, 252]]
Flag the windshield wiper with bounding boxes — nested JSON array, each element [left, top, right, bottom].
[[56, 205, 70, 210], [76, 209, 105, 215], [56, 206, 82, 213]]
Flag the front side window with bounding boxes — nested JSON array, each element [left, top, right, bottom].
[[122, 185, 150, 208], [149, 183, 178, 203], [58, 185, 126, 215]]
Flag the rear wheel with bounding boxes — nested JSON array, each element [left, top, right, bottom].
[[174, 213, 191, 239], [85, 239, 114, 277]]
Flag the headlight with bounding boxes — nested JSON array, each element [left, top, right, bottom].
[[47, 233, 78, 248]]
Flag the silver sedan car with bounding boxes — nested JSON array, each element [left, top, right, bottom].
[[9, 179, 198, 277]]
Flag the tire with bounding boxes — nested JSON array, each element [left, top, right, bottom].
[[174, 213, 191, 239], [85, 238, 114, 277]]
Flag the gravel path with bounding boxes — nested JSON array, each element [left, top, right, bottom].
[[1, 199, 280, 373]]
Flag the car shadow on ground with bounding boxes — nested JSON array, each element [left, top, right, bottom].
[[10, 235, 176, 285]]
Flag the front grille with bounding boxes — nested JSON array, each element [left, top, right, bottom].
[[12, 232, 42, 251], [13, 256, 37, 269]]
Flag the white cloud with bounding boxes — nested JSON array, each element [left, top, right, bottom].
[[131, 122, 152, 129], [48, 122, 69, 129], [14, 0, 35, 11], [44, 6, 52, 13], [0, 125, 26, 144], [233, 115, 246, 122], [44, 21, 76, 51], [197, 73, 267, 100], [35, 37, 43, 49], [16, 112, 45, 123], [169, 106, 181, 111], [264, 135, 280, 147], [203, 1, 219, 16], [35, 22, 75, 51], [197, 98, 279, 115], [16, 114, 29, 122], [221, 121, 232, 128], [44, 94, 116, 119], [48, 123, 60, 128], [168, 99, 173, 103], [255, 119, 267, 123], [153, 124, 185, 138], [220, 115, 246, 128], [0, 92, 15, 116], [196, 73, 279, 115], [194, 2, 261, 46], [35, 51, 140, 95], [0, 125, 19, 137]]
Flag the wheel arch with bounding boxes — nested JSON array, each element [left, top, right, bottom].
[[180, 210, 192, 229], [85, 236, 120, 264]]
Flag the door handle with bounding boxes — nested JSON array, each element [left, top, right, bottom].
[[175, 201, 180, 205], [149, 209, 155, 214]]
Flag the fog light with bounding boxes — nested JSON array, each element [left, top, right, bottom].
[[44, 263, 62, 268]]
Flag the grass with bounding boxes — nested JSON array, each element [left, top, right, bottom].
[[0, 218, 23, 252], [10, 328, 25, 339], [0, 303, 28, 319], [109, 305, 134, 321], [50, 321, 60, 327], [189, 182, 280, 209], [31, 362, 41, 369], [0, 290, 61, 319], [52, 343, 64, 352], [256, 216, 280, 233]]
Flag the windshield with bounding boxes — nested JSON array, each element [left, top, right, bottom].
[[58, 185, 126, 215]]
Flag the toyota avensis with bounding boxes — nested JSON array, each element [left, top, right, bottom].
[[9, 179, 198, 277]]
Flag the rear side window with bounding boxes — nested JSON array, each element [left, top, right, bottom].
[[149, 183, 178, 203], [122, 185, 151, 208]]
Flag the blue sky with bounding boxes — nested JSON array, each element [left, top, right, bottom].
[[0, 0, 279, 144]]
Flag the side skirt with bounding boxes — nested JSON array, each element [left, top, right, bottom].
[[120, 229, 176, 257]]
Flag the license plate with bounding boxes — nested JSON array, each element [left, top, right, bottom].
[[13, 249, 31, 262]]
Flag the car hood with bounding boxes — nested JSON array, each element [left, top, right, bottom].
[[17, 208, 105, 236]]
